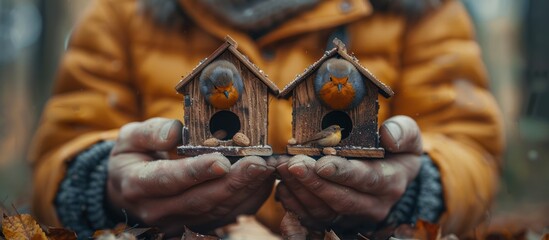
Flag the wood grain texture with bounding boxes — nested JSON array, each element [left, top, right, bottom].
[[291, 71, 380, 149], [181, 49, 270, 152], [178, 146, 273, 157], [287, 146, 384, 158]]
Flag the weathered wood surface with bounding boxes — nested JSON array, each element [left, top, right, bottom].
[[178, 146, 273, 157], [182, 50, 269, 147], [292, 71, 380, 148], [287, 146, 384, 158]]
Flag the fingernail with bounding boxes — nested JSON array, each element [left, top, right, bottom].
[[385, 122, 402, 148], [317, 163, 337, 177], [209, 161, 230, 176], [288, 162, 308, 178], [247, 164, 268, 178], [160, 121, 176, 140]]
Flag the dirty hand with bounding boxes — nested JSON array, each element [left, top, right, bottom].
[[106, 118, 275, 237], [275, 115, 422, 232]]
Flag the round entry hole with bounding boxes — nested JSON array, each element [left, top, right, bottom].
[[210, 111, 241, 140]]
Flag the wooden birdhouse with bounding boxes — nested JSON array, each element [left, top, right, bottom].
[[175, 36, 279, 157], [279, 39, 394, 158]]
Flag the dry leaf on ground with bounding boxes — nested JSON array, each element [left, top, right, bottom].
[[2, 213, 47, 240], [324, 230, 341, 240], [394, 220, 441, 240], [46, 227, 77, 240]]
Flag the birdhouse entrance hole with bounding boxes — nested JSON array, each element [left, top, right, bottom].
[[209, 111, 241, 140], [322, 111, 352, 139]]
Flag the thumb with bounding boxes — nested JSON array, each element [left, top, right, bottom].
[[379, 115, 423, 155], [113, 118, 183, 155]]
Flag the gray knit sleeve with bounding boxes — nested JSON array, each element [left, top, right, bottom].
[[386, 154, 445, 224], [55, 141, 118, 239]]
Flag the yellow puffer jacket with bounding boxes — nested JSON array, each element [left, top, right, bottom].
[[30, 0, 504, 236]]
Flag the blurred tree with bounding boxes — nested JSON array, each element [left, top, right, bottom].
[[522, 0, 549, 142]]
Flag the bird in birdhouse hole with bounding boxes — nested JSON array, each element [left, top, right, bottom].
[[301, 125, 343, 147], [314, 58, 366, 110], [200, 60, 244, 109]]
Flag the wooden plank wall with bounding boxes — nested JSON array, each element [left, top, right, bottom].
[[292, 73, 379, 148], [183, 50, 268, 146]]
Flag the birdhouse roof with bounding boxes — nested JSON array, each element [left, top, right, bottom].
[[279, 38, 394, 98], [175, 36, 279, 94]]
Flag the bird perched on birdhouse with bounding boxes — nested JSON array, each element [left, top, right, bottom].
[[175, 36, 279, 157], [300, 125, 343, 147], [280, 38, 394, 158], [200, 60, 244, 109], [314, 58, 365, 110]]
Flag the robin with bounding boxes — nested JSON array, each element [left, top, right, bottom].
[[301, 125, 343, 147], [199, 60, 244, 109], [314, 58, 366, 110]]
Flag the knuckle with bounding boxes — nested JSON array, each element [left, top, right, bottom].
[[307, 179, 325, 192], [226, 178, 247, 193]]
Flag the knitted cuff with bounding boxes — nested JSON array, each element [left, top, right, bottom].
[[55, 141, 117, 238], [386, 154, 444, 225]]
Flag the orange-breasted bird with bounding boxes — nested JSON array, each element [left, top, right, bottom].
[[199, 60, 244, 109], [314, 58, 365, 110], [301, 125, 343, 147]]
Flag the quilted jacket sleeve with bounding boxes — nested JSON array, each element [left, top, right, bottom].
[[393, 0, 504, 235], [29, 0, 139, 226]]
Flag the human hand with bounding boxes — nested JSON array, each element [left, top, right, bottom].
[[275, 115, 423, 233], [106, 118, 275, 237]]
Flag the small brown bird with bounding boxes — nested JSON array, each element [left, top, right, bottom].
[[301, 125, 343, 147]]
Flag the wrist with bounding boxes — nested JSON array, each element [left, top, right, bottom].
[[55, 141, 119, 237], [386, 154, 444, 224]]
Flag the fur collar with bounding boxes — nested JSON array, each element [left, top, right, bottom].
[[138, 0, 446, 28]]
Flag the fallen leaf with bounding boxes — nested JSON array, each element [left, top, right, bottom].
[[324, 230, 340, 240], [394, 220, 441, 240], [46, 227, 77, 240], [542, 233, 548, 240], [95, 232, 137, 240], [93, 224, 128, 238], [1, 213, 47, 240]]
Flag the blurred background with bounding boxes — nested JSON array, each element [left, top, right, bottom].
[[0, 0, 547, 235]]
